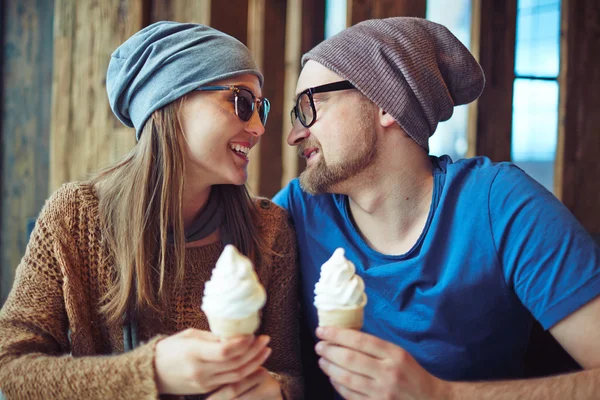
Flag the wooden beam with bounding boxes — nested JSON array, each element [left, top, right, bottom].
[[255, 0, 287, 198], [555, 0, 600, 234], [1, 0, 54, 304], [151, 0, 210, 25], [470, 0, 516, 161], [348, 0, 426, 25], [50, 0, 143, 192], [0, 0, 5, 304], [295, 0, 327, 181], [302, 0, 326, 54], [281, 0, 303, 187], [211, 0, 249, 45], [281, 0, 326, 187]]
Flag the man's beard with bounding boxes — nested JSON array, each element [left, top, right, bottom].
[[298, 125, 377, 195]]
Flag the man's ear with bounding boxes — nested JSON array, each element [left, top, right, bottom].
[[379, 109, 396, 128]]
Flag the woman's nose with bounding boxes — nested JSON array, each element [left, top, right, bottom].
[[246, 108, 266, 137]]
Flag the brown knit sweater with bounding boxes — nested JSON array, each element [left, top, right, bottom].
[[0, 182, 303, 399]]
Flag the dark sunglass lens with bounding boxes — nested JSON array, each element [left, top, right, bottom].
[[236, 90, 254, 121]]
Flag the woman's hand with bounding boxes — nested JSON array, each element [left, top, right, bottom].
[[206, 367, 283, 400], [154, 328, 272, 395]]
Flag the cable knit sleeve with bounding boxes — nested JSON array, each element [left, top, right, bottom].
[[0, 185, 161, 399], [257, 201, 304, 400]]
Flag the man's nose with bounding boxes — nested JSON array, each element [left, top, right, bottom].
[[287, 123, 309, 146]]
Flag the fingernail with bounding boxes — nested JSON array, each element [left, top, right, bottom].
[[316, 327, 325, 337], [261, 335, 271, 345], [264, 347, 272, 358], [315, 342, 324, 354]]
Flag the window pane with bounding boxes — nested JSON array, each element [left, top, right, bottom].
[[511, 79, 559, 192], [325, 0, 347, 38], [515, 0, 561, 78], [426, 0, 472, 161]]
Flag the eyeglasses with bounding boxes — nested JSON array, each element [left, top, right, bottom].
[[195, 85, 270, 126], [290, 80, 355, 128]]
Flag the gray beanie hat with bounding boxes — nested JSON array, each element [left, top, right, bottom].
[[302, 17, 485, 150], [107, 21, 263, 140]]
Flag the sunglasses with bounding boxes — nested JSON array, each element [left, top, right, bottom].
[[290, 80, 356, 128], [195, 85, 270, 126]]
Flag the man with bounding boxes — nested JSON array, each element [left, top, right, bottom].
[[273, 17, 600, 399]]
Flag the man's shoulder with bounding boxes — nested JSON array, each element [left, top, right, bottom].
[[444, 156, 517, 177], [274, 178, 333, 208], [442, 156, 532, 194], [273, 178, 341, 225]]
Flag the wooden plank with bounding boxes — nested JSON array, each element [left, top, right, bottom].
[[252, 0, 287, 198], [294, 0, 327, 182], [211, 0, 249, 44], [281, 0, 327, 188], [348, 0, 426, 25], [281, 0, 303, 187], [466, 0, 481, 158], [1, 0, 55, 304], [50, 0, 143, 193], [151, 0, 211, 25], [0, 0, 5, 304], [470, 0, 516, 162], [555, 0, 600, 233], [302, 0, 326, 54]]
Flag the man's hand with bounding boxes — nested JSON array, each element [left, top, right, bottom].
[[206, 367, 283, 400], [315, 326, 449, 400]]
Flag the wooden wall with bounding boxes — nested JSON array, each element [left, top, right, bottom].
[[0, 0, 330, 304], [1, 0, 55, 304], [468, 0, 516, 162], [555, 0, 600, 236], [1, 0, 599, 304]]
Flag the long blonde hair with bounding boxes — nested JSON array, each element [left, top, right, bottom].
[[93, 97, 271, 324]]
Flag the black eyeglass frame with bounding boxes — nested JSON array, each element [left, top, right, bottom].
[[290, 80, 355, 128], [195, 85, 270, 126]]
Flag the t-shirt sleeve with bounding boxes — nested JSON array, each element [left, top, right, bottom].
[[489, 164, 600, 329]]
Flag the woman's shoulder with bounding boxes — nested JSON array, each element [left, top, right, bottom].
[[251, 197, 292, 228], [37, 181, 100, 234], [251, 197, 295, 247]]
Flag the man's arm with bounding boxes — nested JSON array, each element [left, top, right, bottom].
[[314, 295, 600, 400], [449, 295, 600, 399]]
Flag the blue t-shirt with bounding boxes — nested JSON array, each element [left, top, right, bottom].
[[273, 156, 600, 385]]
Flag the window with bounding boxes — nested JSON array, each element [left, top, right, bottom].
[[426, 0, 473, 161], [512, 0, 561, 192], [325, 0, 347, 38]]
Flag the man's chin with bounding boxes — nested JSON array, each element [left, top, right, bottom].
[[298, 168, 336, 195]]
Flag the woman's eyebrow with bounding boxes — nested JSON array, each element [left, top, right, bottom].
[[237, 84, 263, 99]]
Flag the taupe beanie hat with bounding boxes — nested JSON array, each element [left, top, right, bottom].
[[302, 17, 485, 151]]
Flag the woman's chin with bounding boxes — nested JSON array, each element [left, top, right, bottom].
[[219, 171, 248, 187]]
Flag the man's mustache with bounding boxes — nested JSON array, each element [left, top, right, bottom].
[[297, 140, 321, 158]]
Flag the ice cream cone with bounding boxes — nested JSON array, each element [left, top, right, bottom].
[[317, 293, 367, 330], [201, 245, 267, 339], [207, 311, 260, 338]]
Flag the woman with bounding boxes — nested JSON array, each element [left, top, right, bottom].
[[0, 22, 302, 399]]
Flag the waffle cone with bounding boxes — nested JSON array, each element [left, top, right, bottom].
[[207, 312, 260, 338], [317, 294, 367, 330]]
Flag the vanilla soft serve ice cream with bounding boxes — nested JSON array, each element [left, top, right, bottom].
[[202, 244, 266, 337], [314, 248, 367, 329]]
